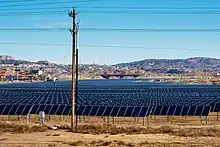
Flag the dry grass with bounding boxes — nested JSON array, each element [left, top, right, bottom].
[[1, 115, 220, 147], [0, 122, 48, 133], [1, 121, 220, 138], [67, 140, 84, 146], [64, 140, 211, 147], [172, 127, 220, 137], [65, 140, 135, 146], [64, 124, 220, 137], [48, 144, 57, 147], [1, 114, 219, 127], [52, 133, 60, 136]]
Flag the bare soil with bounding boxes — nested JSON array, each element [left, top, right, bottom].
[[1, 130, 220, 147], [0, 114, 220, 147]]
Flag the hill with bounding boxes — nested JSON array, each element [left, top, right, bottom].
[[2, 56, 220, 75], [116, 57, 220, 73], [0, 56, 51, 65]]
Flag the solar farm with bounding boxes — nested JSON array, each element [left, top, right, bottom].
[[1, 79, 220, 125], [2, 79, 220, 146]]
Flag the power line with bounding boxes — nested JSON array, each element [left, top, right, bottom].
[[0, 6, 70, 11], [1, 10, 220, 17], [78, 10, 220, 15], [0, 0, 102, 8], [0, 10, 67, 16], [1, 28, 220, 32], [0, 2, 219, 16], [1, 6, 220, 12], [80, 28, 220, 32], [0, 42, 68, 46], [0, 27, 69, 31], [77, 6, 220, 10], [79, 44, 201, 51], [0, 0, 42, 4], [0, 42, 214, 51]]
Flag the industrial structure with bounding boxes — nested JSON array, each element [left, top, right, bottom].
[[100, 72, 142, 79]]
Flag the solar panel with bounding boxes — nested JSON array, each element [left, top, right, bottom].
[[63, 106, 71, 115], [0, 105, 6, 115], [30, 105, 40, 114], [173, 106, 183, 116], [202, 106, 211, 116], [0, 80, 219, 117], [138, 106, 149, 117], [110, 107, 120, 116], [187, 106, 196, 116], [15, 105, 25, 115], [153, 105, 163, 115], [44, 105, 53, 114], [124, 107, 134, 117], [77, 106, 86, 116], [117, 107, 127, 117], [89, 106, 99, 116], [96, 106, 106, 116], [160, 106, 169, 115], [195, 106, 203, 116], [37, 105, 46, 114], [167, 106, 176, 116], [7, 105, 17, 115], [213, 103, 220, 112], [55, 105, 66, 115], [181, 106, 190, 116], [131, 107, 141, 117], [103, 107, 113, 116], [49, 105, 59, 115], [83, 106, 92, 116], [3, 105, 13, 115]]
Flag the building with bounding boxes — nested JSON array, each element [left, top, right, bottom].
[[30, 70, 43, 75], [0, 71, 26, 81]]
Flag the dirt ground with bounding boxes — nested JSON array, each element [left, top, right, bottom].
[[1, 130, 220, 147], [1, 114, 220, 147]]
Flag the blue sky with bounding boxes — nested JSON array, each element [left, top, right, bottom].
[[0, 0, 220, 65]]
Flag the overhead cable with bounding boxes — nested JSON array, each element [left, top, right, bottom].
[[0, 42, 205, 51], [76, 6, 220, 10], [0, 28, 69, 31], [78, 10, 220, 14], [1, 6, 220, 11], [0, 10, 67, 16], [80, 28, 220, 32], [1, 28, 220, 32], [0, 10, 220, 16], [0, 0, 102, 8]]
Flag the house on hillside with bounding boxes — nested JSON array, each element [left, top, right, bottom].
[[29, 70, 43, 75]]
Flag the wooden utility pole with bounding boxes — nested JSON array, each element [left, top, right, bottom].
[[69, 8, 77, 131], [75, 24, 79, 127]]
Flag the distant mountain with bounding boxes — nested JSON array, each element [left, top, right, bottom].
[[2, 56, 220, 74], [0, 55, 49, 65], [116, 57, 220, 73]]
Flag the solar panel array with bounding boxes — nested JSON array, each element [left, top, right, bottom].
[[0, 79, 220, 117]]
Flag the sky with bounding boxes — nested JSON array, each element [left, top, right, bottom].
[[0, 0, 220, 65]]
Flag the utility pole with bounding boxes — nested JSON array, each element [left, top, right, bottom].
[[69, 8, 77, 131], [14, 63, 19, 81], [75, 23, 79, 127], [16, 65, 18, 81], [75, 48, 79, 126]]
